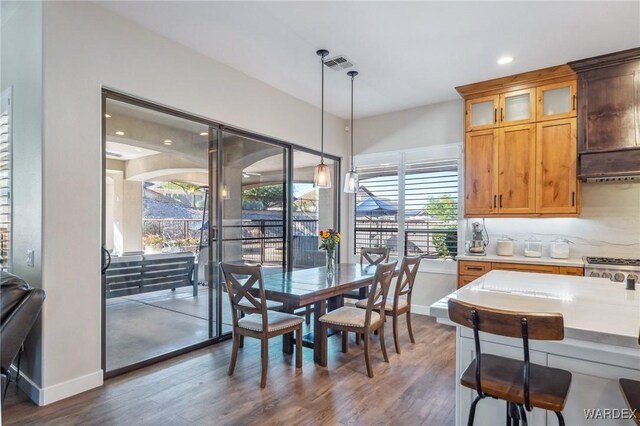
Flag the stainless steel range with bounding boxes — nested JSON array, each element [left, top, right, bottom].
[[583, 256, 640, 282]]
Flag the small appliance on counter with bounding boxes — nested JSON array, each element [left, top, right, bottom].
[[466, 221, 488, 256], [584, 257, 640, 283], [549, 238, 572, 259], [496, 235, 515, 256], [523, 236, 542, 258]]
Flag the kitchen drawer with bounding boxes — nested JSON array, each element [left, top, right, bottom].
[[458, 260, 491, 277], [557, 266, 584, 276], [490, 262, 558, 274], [457, 275, 477, 288]]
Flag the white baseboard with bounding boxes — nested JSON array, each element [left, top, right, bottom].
[[9, 366, 103, 406], [410, 303, 432, 316]]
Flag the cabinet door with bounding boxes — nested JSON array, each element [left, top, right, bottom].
[[499, 88, 535, 126], [537, 80, 577, 121], [466, 95, 499, 131], [536, 118, 579, 214], [498, 125, 536, 214], [490, 262, 558, 274], [464, 130, 498, 216]]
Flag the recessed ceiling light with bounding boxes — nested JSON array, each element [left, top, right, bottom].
[[105, 114, 111, 118], [115, 131, 125, 136], [497, 56, 514, 65], [200, 132, 208, 136], [164, 139, 172, 145]]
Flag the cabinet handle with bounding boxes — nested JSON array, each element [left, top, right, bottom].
[[500, 107, 504, 122], [572, 95, 577, 111], [467, 266, 483, 271], [571, 192, 575, 207], [494, 109, 497, 124], [499, 194, 503, 208], [493, 195, 497, 208]]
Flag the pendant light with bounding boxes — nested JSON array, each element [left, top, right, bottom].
[[344, 70, 359, 193], [314, 49, 332, 188]]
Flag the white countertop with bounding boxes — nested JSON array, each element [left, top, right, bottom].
[[430, 270, 640, 348], [456, 253, 585, 268]]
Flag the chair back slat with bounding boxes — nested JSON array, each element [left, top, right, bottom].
[[394, 256, 421, 307], [364, 261, 397, 325], [447, 298, 564, 340], [360, 247, 390, 267], [220, 263, 267, 329]]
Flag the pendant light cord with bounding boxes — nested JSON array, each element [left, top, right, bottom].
[[350, 73, 354, 172], [320, 53, 325, 164]]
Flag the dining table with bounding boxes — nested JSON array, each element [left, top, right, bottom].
[[261, 262, 391, 364]]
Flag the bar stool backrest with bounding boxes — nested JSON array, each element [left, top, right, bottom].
[[360, 247, 390, 267], [447, 298, 564, 410], [220, 263, 267, 331]]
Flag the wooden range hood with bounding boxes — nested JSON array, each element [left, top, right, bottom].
[[568, 48, 640, 181]]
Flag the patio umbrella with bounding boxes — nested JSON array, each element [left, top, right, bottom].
[[355, 195, 398, 217]]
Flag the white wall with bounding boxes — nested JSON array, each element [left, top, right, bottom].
[[0, 0, 44, 387], [24, 0, 349, 404]]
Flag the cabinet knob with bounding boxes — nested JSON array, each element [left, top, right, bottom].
[[571, 192, 575, 207]]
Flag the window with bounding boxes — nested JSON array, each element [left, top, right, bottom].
[[354, 147, 459, 261]]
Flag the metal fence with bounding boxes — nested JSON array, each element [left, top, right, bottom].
[[355, 219, 457, 259]]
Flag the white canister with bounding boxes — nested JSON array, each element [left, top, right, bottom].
[[550, 238, 571, 259], [496, 236, 515, 256], [524, 237, 542, 258]]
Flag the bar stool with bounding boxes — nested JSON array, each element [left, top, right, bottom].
[[619, 332, 640, 425], [448, 299, 572, 426]]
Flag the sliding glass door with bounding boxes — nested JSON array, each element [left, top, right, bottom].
[[102, 91, 340, 375]]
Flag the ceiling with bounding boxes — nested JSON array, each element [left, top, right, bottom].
[[97, 1, 640, 119]]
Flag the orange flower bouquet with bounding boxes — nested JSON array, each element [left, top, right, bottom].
[[319, 229, 340, 274]]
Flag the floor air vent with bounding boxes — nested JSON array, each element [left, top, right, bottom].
[[324, 55, 354, 71]]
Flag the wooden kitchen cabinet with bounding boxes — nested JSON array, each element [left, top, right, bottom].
[[537, 118, 580, 214], [498, 124, 536, 214], [536, 80, 577, 121], [458, 64, 581, 217], [457, 259, 585, 288]]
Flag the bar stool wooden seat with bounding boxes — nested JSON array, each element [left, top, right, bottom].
[[448, 298, 572, 426], [221, 263, 303, 388], [619, 332, 640, 425]]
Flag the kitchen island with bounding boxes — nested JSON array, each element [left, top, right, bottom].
[[430, 270, 640, 426]]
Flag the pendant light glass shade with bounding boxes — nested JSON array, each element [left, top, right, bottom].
[[343, 170, 359, 193], [314, 163, 332, 188], [343, 70, 359, 193], [314, 49, 332, 188]]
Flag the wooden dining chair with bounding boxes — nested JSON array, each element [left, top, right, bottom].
[[619, 331, 640, 425], [448, 298, 572, 426], [220, 263, 304, 388], [318, 260, 397, 378], [344, 247, 390, 302], [356, 255, 421, 353]]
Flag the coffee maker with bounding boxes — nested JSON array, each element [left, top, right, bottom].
[[467, 221, 488, 256]]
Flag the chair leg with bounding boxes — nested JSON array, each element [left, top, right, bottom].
[[305, 306, 311, 325], [355, 332, 361, 345], [406, 311, 415, 344], [468, 394, 482, 426], [392, 314, 401, 354], [517, 404, 528, 426], [260, 337, 268, 388], [379, 324, 389, 362], [296, 327, 302, 368], [554, 411, 565, 426], [320, 324, 328, 367], [342, 331, 348, 353], [228, 333, 240, 376], [363, 333, 373, 378], [239, 335, 244, 348]]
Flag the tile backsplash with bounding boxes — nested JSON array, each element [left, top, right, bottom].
[[464, 181, 640, 259]]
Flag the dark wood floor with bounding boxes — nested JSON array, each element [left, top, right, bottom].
[[3, 316, 456, 426]]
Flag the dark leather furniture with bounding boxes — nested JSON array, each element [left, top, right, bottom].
[[1, 272, 46, 402]]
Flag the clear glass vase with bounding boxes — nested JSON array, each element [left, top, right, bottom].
[[326, 249, 335, 277]]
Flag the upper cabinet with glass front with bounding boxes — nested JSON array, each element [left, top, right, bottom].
[[465, 95, 499, 131], [499, 88, 536, 126], [536, 81, 577, 121]]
